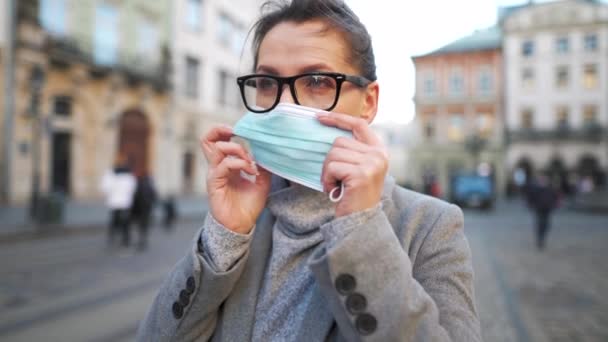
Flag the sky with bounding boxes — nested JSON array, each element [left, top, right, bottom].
[[344, 0, 555, 125]]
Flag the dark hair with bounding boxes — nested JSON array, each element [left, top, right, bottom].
[[251, 0, 377, 81]]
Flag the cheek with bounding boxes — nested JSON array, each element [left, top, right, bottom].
[[333, 91, 365, 117]]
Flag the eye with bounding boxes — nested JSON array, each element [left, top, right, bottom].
[[304, 75, 335, 89], [255, 77, 276, 90]]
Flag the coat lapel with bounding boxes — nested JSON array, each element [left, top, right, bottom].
[[218, 208, 275, 341]]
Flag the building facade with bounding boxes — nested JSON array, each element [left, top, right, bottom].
[[1, 0, 173, 204], [503, 0, 608, 193], [411, 26, 506, 200], [171, 0, 263, 195]]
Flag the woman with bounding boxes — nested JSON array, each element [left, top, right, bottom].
[[137, 1, 481, 341]]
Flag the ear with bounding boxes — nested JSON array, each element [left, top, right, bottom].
[[360, 81, 379, 124]]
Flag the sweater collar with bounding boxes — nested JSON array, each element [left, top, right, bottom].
[[266, 175, 396, 236]]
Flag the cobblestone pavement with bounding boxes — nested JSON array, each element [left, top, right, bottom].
[[0, 221, 202, 341], [0, 200, 606, 341], [466, 200, 608, 342]]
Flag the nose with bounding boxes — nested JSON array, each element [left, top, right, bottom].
[[278, 84, 295, 104]]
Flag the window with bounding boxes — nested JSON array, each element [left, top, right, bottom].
[[186, 0, 203, 30], [449, 71, 464, 95], [522, 40, 534, 57], [555, 66, 569, 88], [137, 17, 158, 62], [476, 113, 493, 138], [583, 106, 598, 127], [555, 106, 569, 130], [39, 0, 66, 35], [584, 34, 598, 52], [53, 96, 72, 117], [232, 24, 246, 55], [185, 57, 200, 98], [218, 69, 230, 105], [555, 37, 569, 54], [215, 14, 244, 55], [423, 72, 435, 96], [447, 114, 464, 142], [217, 14, 232, 47], [521, 109, 534, 129], [583, 64, 598, 89], [522, 68, 534, 88], [93, 3, 119, 65], [478, 68, 493, 94]]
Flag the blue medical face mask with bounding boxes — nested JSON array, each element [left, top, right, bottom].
[[233, 103, 351, 201]]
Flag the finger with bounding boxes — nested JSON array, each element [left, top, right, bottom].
[[317, 112, 381, 146], [215, 156, 259, 179], [321, 147, 360, 192], [332, 136, 371, 153], [325, 146, 365, 165], [201, 125, 234, 166], [215, 141, 252, 163], [205, 125, 233, 143], [322, 161, 356, 192]]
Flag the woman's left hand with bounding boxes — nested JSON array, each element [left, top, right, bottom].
[[317, 112, 389, 218]]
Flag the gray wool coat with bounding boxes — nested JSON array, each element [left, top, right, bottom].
[[137, 177, 481, 341]]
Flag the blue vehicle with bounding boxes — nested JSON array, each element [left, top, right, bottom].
[[451, 173, 494, 210]]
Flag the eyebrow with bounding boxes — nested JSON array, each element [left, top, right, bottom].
[[256, 63, 335, 76]]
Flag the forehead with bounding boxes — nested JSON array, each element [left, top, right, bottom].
[[257, 20, 356, 75]]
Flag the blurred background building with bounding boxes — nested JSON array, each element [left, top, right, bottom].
[[170, 0, 263, 195], [411, 26, 505, 201], [1, 0, 172, 205], [410, 0, 608, 203], [0, 0, 263, 206], [503, 0, 608, 196]]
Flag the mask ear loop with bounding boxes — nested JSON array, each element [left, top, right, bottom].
[[329, 182, 345, 203]]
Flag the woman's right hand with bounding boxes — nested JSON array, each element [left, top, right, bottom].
[[201, 125, 272, 234]]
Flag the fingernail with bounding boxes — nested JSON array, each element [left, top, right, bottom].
[[251, 161, 259, 175], [316, 112, 329, 118]]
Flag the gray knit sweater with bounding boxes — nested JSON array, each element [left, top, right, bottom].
[[199, 181, 378, 341]]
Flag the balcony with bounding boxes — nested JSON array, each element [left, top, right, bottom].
[[46, 35, 171, 91], [507, 124, 605, 143], [17, 0, 170, 91]]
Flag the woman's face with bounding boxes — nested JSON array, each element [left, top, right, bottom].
[[256, 20, 379, 122]]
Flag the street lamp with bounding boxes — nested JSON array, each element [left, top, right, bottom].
[[28, 65, 45, 220]]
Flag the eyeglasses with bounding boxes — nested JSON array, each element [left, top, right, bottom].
[[236, 72, 372, 113]]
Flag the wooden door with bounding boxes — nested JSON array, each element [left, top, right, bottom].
[[118, 110, 150, 177]]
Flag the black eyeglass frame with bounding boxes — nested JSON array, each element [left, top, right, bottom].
[[236, 72, 372, 113]]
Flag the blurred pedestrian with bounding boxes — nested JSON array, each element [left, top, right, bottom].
[[430, 178, 442, 198], [100, 154, 136, 247], [578, 175, 594, 194], [162, 195, 177, 230], [525, 174, 560, 250], [131, 174, 157, 251]]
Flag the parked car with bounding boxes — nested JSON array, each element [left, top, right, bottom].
[[451, 173, 494, 210]]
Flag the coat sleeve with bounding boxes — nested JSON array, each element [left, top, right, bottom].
[[308, 203, 481, 341], [136, 213, 253, 342]]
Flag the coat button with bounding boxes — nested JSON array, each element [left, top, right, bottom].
[[186, 276, 196, 294], [172, 302, 184, 319], [335, 274, 356, 295], [346, 293, 367, 315], [356, 313, 377, 335], [179, 290, 190, 306]]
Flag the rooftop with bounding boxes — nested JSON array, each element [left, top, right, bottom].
[[413, 26, 502, 59]]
